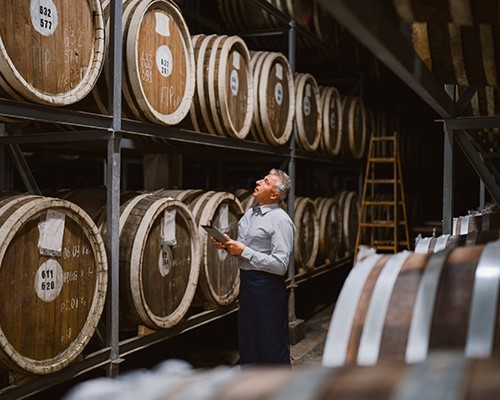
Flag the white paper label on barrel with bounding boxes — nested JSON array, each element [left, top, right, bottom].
[[161, 209, 177, 246], [232, 51, 241, 69], [216, 204, 229, 262], [275, 63, 283, 80], [38, 210, 65, 257], [155, 12, 171, 37], [303, 96, 311, 116], [30, 0, 58, 37], [156, 45, 173, 77], [34, 259, 64, 302], [305, 83, 312, 97], [230, 69, 239, 96], [275, 82, 283, 106]]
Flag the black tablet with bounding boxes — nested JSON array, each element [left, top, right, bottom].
[[201, 225, 230, 243]]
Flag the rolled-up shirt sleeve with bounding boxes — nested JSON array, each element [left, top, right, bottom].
[[238, 209, 295, 276]]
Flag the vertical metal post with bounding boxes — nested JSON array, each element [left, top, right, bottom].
[[443, 85, 455, 235], [106, 0, 123, 377], [287, 19, 304, 344], [0, 124, 13, 191], [443, 127, 454, 234], [479, 180, 485, 210]]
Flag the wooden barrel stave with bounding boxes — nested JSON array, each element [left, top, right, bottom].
[[0, 0, 105, 106], [0, 195, 107, 374]]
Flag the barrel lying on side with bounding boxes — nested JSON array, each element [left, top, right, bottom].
[[319, 86, 342, 156], [335, 190, 360, 256], [323, 242, 500, 367], [160, 190, 243, 308], [0, 194, 108, 374], [118, 193, 201, 329], [0, 0, 105, 105], [294, 73, 321, 152], [293, 197, 319, 271], [314, 197, 342, 264]]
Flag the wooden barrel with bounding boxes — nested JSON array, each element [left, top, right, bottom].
[[319, 86, 342, 156], [182, 34, 253, 139], [335, 190, 360, 254], [159, 190, 243, 308], [313, 197, 342, 264], [312, 0, 336, 43], [412, 22, 499, 87], [66, 352, 500, 399], [415, 229, 500, 253], [293, 197, 319, 270], [0, 194, 107, 374], [390, 0, 500, 25], [323, 241, 500, 366], [0, 0, 104, 106], [453, 211, 500, 235], [341, 95, 367, 159], [233, 188, 255, 212], [249, 51, 295, 146], [294, 73, 321, 152], [118, 193, 201, 329], [90, 0, 195, 125]]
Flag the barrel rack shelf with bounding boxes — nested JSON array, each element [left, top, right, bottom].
[[0, 0, 359, 397]]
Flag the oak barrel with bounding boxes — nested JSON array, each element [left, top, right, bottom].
[[159, 190, 243, 307], [183, 34, 253, 139], [319, 86, 342, 156], [66, 352, 500, 400], [335, 190, 360, 254], [294, 197, 319, 270], [323, 241, 500, 366], [0, 194, 107, 374], [249, 51, 295, 146], [313, 197, 342, 264], [0, 0, 105, 106], [118, 193, 201, 329], [415, 229, 500, 253], [233, 188, 255, 212], [91, 0, 195, 125], [453, 211, 500, 235], [341, 95, 367, 159], [294, 73, 321, 152]]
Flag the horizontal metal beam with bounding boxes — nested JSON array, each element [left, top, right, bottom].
[[317, 0, 454, 118], [455, 130, 500, 204], [0, 130, 112, 145], [0, 98, 112, 129], [444, 115, 500, 130]]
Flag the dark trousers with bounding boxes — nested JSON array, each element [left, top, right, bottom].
[[238, 269, 290, 366]]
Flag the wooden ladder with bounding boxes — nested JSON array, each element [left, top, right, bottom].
[[355, 133, 410, 253]]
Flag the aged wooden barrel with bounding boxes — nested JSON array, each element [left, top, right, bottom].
[[313, 197, 342, 265], [415, 229, 500, 253], [0, 194, 107, 374], [294, 73, 321, 152], [182, 34, 253, 139], [319, 86, 342, 156], [335, 190, 360, 254], [118, 193, 201, 329], [0, 0, 105, 106], [412, 22, 499, 87], [159, 190, 243, 308], [91, 0, 195, 125], [390, 0, 500, 25], [341, 95, 367, 159], [323, 241, 500, 366], [249, 51, 295, 146], [233, 188, 255, 212], [294, 197, 319, 270], [66, 352, 500, 400], [453, 211, 500, 235]]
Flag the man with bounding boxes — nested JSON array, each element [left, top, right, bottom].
[[211, 169, 296, 366]]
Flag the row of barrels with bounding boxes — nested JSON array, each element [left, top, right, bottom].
[[0, 187, 359, 375], [0, 1, 368, 158], [65, 353, 500, 399]]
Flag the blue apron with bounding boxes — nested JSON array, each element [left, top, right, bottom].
[[238, 269, 290, 366]]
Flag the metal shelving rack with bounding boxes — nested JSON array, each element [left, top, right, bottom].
[[0, 0, 358, 397]]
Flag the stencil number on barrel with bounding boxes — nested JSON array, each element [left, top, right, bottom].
[[303, 96, 311, 116], [230, 69, 239, 96], [34, 259, 64, 302], [275, 82, 283, 106], [30, 0, 58, 36], [156, 45, 173, 77]]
